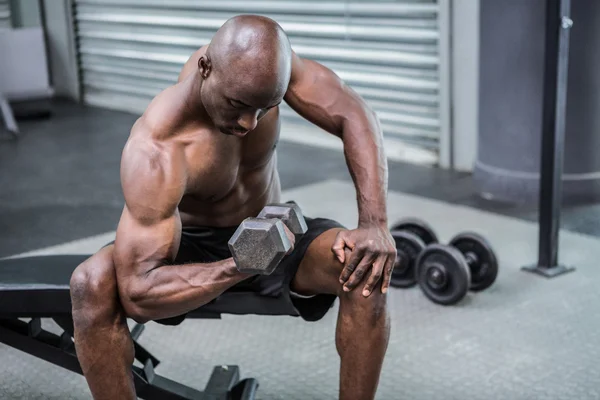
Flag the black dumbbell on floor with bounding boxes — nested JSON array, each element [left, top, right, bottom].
[[228, 203, 307, 275], [415, 232, 498, 305], [389, 218, 439, 288]]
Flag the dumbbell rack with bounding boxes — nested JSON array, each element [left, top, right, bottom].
[[522, 0, 575, 278]]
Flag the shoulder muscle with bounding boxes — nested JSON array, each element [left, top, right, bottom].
[[120, 132, 187, 225]]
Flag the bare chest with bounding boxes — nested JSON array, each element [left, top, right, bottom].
[[182, 109, 281, 203]]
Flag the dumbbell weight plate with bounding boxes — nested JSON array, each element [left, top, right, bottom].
[[390, 231, 426, 288], [257, 202, 308, 236], [415, 244, 471, 305], [228, 218, 291, 275], [449, 232, 498, 292], [390, 218, 438, 246]]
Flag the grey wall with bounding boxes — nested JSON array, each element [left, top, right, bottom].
[[451, 0, 480, 172], [9, 0, 41, 28], [564, 0, 600, 176], [474, 0, 600, 203], [8, 0, 79, 100], [41, 0, 79, 100], [477, 0, 545, 177], [0, 0, 12, 29]]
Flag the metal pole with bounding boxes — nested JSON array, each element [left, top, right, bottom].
[[522, 0, 575, 277]]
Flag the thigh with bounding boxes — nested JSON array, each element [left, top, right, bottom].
[[202, 217, 345, 322], [291, 227, 347, 296]]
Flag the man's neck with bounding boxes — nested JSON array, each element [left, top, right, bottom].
[[182, 72, 209, 123]]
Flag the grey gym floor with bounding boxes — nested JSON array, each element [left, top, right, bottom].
[[1, 100, 599, 399]]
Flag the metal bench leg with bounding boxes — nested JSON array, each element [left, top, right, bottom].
[[0, 318, 259, 400]]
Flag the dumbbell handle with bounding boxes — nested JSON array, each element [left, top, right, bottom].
[[464, 252, 478, 267]]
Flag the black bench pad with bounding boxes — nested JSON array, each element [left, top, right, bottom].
[[0, 255, 86, 316], [0, 255, 295, 319]]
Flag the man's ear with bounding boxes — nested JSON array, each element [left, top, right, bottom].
[[198, 56, 212, 79]]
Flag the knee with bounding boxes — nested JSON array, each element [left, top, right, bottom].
[[69, 254, 116, 312], [341, 282, 387, 305], [339, 280, 388, 322]]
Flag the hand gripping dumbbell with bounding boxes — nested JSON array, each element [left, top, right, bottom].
[[415, 232, 499, 305], [228, 202, 308, 275], [389, 218, 439, 288]]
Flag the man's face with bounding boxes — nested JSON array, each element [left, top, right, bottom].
[[200, 63, 285, 137]]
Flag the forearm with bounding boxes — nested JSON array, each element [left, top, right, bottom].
[[285, 54, 389, 226], [341, 106, 389, 227], [123, 258, 249, 322]]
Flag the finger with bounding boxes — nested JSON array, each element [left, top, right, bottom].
[[343, 252, 376, 292], [331, 231, 349, 263], [339, 246, 365, 284], [361, 255, 386, 297], [381, 255, 396, 294]]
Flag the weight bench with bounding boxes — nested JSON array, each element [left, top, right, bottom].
[[0, 254, 260, 400]]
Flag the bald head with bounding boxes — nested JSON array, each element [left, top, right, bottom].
[[197, 15, 293, 136], [210, 16, 291, 71], [204, 15, 292, 105]]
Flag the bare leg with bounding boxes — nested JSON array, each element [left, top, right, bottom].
[[292, 228, 390, 400], [70, 245, 136, 400]]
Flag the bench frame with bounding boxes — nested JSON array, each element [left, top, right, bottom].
[[0, 316, 258, 399]]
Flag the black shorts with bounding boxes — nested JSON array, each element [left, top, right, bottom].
[[136, 214, 345, 326]]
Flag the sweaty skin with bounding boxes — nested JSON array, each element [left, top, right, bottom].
[[71, 15, 395, 400]]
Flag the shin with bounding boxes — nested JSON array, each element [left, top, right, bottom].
[[292, 228, 391, 400], [336, 285, 390, 400], [70, 245, 136, 400]]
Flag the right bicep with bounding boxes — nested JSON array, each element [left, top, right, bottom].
[[112, 138, 186, 279], [113, 206, 182, 277]]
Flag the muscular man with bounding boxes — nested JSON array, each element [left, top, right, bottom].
[[70, 15, 396, 400]]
